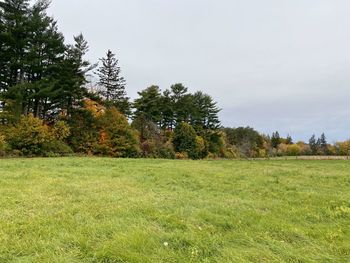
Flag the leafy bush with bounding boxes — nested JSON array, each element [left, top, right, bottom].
[[175, 152, 188, 159], [140, 140, 157, 158], [67, 108, 100, 154], [51, 121, 71, 141], [97, 107, 140, 157], [222, 146, 240, 159], [277, 143, 289, 156], [223, 127, 264, 157], [6, 114, 51, 156], [68, 105, 141, 157], [335, 141, 350, 156], [42, 141, 73, 157], [173, 122, 197, 159], [207, 131, 226, 158], [140, 139, 175, 159], [258, 149, 267, 158], [5, 114, 71, 156], [296, 141, 312, 156], [194, 136, 209, 159], [132, 117, 175, 159], [157, 141, 176, 159], [287, 144, 301, 156]]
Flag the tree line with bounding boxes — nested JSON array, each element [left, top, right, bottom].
[[1, 0, 349, 159]]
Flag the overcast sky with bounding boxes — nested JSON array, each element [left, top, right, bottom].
[[47, 0, 350, 142]]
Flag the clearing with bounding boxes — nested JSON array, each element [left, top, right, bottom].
[[0, 158, 349, 262]]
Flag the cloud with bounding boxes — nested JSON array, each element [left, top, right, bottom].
[[48, 0, 350, 141]]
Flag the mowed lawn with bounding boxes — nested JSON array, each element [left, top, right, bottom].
[[0, 158, 349, 262]]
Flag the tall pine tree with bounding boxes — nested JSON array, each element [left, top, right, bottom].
[[97, 49, 129, 115], [170, 83, 193, 124], [49, 33, 95, 117], [192, 91, 221, 131], [309, 134, 318, 155], [0, 0, 67, 121]]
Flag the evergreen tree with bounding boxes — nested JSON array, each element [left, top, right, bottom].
[[0, 0, 66, 121], [309, 134, 318, 155], [51, 34, 95, 117], [170, 83, 193, 124], [319, 133, 328, 155], [133, 86, 163, 126], [0, 0, 30, 87], [0, 0, 30, 121], [271, 131, 281, 148], [320, 133, 327, 147], [160, 89, 174, 130], [192, 91, 221, 131], [25, 0, 65, 118], [286, 134, 293, 145], [97, 49, 129, 115]]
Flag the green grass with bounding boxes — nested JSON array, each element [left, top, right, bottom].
[[0, 158, 349, 262]]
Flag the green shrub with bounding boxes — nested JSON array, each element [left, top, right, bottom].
[[207, 131, 226, 158], [157, 141, 176, 159], [140, 139, 175, 159], [92, 143, 113, 156], [5, 114, 71, 156], [194, 136, 209, 159], [42, 140, 73, 157], [173, 122, 198, 159], [258, 149, 267, 158]]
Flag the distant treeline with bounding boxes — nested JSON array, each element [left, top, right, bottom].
[[0, 1, 349, 159]]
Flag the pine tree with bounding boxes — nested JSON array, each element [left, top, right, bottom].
[[0, 0, 66, 121], [133, 85, 162, 125], [97, 50, 129, 115], [192, 91, 221, 131], [160, 89, 174, 130], [0, 0, 30, 121], [309, 134, 318, 155], [0, 0, 30, 87], [26, 0, 65, 118], [53, 34, 95, 116], [286, 134, 293, 145], [170, 83, 193, 124], [319, 133, 328, 155], [271, 131, 281, 148]]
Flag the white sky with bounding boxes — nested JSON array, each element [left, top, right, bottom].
[[47, 0, 350, 142]]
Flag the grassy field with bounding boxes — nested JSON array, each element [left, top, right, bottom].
[[0, 158, 349, 262]]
